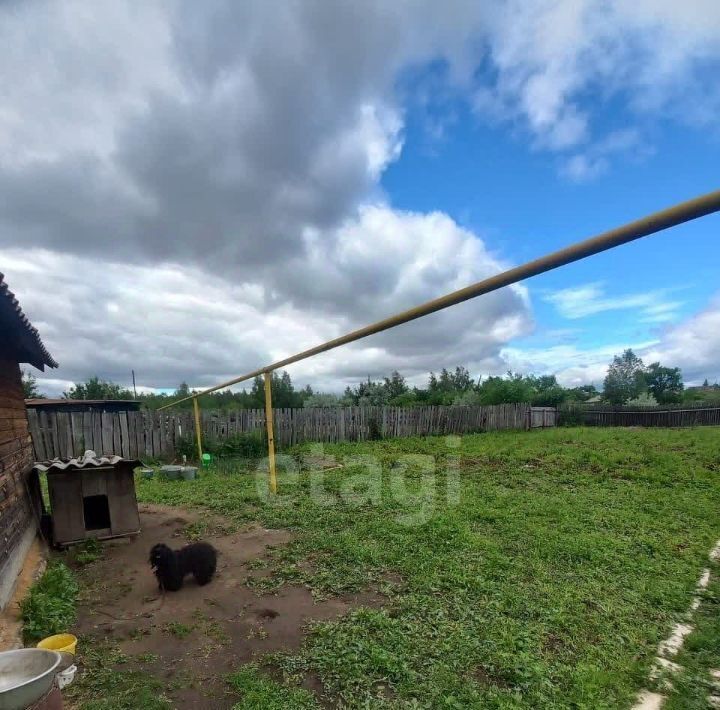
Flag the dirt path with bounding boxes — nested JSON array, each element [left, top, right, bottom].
[[73, 504, 379, 708]]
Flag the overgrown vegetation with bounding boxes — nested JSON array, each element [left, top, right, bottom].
[[118, 427, 720, 708], [20, 561, 79, 643], [176, 431, 266, 460]]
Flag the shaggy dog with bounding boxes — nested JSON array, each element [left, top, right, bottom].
[[149, 542, 217, 591]]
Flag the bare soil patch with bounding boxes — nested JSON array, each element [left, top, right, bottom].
[[73, 504, 382, 708]]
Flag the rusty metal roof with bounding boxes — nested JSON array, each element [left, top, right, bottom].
[[0, 273, 58, 371], [34, 451, 141, 473]]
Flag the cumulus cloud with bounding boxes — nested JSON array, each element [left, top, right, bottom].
[[2, 1, 719, 395], [6, 204, 530, 396], [477, 0, 720, 151], [0, 0, 487, 274], [643, 296, 720, 384], [2, 1, 718, 269]]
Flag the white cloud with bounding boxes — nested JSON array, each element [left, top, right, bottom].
[[503, 340, 659, 387], [643, 295, 720, 384], [2, 1, 719, 398], [477, 0, 720, 151], [560, 129, 651, 181], [506, 292, 720, 387], [545, 282, 684, 323], [7, 205, 531, 397]]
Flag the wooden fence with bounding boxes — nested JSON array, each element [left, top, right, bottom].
[[561, 403, 720, 428], [27, 403, 547, 461]]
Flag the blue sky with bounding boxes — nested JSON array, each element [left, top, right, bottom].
[[381, 82, 720, 384], [1, 1, 719, 395]]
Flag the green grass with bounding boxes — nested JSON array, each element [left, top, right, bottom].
[[227, 665, 317, 709], [65, 643, 171, 710], [129, 427, 720, 707], [20, 561, 78, 643], [163, 621, 194, 639], [74, 538, 104, 566], [663, 574, 720, 708]]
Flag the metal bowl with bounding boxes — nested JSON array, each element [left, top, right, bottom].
[[0, 648, 62, 710]]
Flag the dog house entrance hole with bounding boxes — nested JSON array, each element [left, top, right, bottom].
[[83, 494, 111, 530]]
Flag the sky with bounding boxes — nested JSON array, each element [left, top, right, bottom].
[[1, 0, 719, 398]]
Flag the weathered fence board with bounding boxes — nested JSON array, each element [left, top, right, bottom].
[[560, 403, 720, 428], [530, 406, 557, 428], [28, 402, 544, 461]]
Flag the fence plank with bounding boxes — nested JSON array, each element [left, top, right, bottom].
[[26, 409, 44, 461], [119, 411, 130, 458], [71, 412, 84, 456], [101, 412, 113, 455], [560, 403, 720, 428], [28, 403, 553, 459]]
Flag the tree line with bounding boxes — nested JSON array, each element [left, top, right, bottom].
[[22, 347, 715, 409]]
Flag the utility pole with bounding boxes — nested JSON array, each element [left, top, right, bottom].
[[132, 370, 137, 398]]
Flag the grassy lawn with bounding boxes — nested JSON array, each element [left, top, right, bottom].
[[124, 427, 720, 708], [663, 575, 720, 708]]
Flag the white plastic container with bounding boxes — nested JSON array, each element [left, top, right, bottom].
[[56, 664, 77, 689]]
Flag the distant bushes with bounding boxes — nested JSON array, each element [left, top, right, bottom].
[[176, 431, 267, 460]]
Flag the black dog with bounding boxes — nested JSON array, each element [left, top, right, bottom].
[[149, 542, 217, 591]]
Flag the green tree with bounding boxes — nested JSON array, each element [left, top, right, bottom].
[[248, 370, 304, 408], [645, 363, 684, 404], [64, 376, 134, 400], [565, 384, 599, 402], [356, 378, 389, 406], [383, 371, 408, 400], [529, 375, 567, 407], [175, 382, 191, 398], [22, 369, 44, 398], [389, 390, 419, 407], [427, 367, 475, 405], [303, 393, 341, 408], [476, 372, 535, 405], [340, 386, 357, 406], [603, 350, 646, 404]]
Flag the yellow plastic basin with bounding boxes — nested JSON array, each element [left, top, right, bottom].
[[36, 633, 77, 655]]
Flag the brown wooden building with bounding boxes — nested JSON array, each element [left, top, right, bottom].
[[0, 273, 57, 610]]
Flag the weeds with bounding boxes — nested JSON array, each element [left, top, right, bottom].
[[163, 621, 193, 639], [75, 538, 103, 566], [21, 561, 78, 643], [176, 431, 266, 461]]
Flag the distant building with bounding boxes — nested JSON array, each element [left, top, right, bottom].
[[0, 273, 57, 609], [25, 399, 141, 414]]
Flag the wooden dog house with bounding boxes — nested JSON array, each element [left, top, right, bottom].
[[34, 452, 141, 546]]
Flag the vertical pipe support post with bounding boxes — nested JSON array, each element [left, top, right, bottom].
[[264, 372, 278, 494], [192, 396, 204, 464]]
